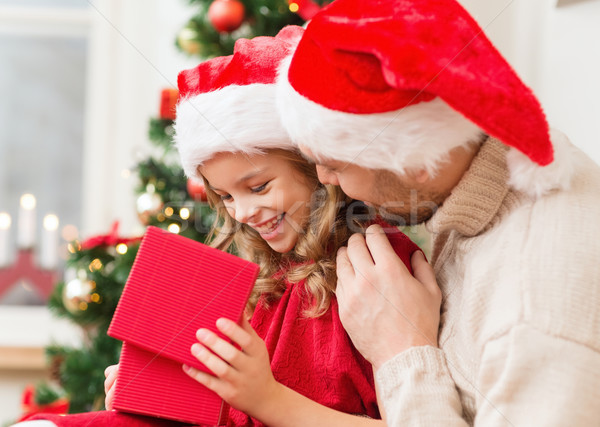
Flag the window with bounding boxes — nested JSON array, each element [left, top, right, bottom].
[[0, 3, 89, 305]]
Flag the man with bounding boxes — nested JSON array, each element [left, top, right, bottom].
[[276, 0, 600, 425]]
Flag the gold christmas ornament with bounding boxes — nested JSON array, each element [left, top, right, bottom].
[[62, 277, 95, 314], [136, 190, 163, 225], [177, 25, 203, 55]]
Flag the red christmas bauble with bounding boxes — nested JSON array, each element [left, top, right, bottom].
[[187, 178, 208, 202], [159, 88, 179, 121], [208, 0, 245, 33]]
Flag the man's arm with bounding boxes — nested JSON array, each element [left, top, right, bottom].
[[338, 224, 600, 426], [375, 346, 467, 426], [375, 325, 600, 426]]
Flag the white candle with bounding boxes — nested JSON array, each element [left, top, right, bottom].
[[18, 194, 36, 248], [40, 214, 59, 270], [0, 212, 11, 268]]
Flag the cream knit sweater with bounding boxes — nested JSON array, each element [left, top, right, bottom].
[[375, 138, 600, 426]]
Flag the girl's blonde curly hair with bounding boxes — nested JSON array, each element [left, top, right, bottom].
[[203, 149, 367, 317]]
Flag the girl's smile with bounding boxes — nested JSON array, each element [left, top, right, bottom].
[[200, 151, 314, 254], [252, 213, 285, 239]]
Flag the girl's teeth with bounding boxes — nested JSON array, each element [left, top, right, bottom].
[[258, 215, 282, 233]]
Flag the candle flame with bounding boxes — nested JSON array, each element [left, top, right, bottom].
[[20, 194, 36, 210], [0, 212, 10, 229], [43, 214, 59, 231]]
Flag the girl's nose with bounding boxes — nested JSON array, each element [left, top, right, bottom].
[[232, 198, 258, 224]]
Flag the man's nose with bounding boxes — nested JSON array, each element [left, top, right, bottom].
[[316, 165, 339, 186]]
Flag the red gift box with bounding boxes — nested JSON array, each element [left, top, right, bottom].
[[108, 226, 259, 425]]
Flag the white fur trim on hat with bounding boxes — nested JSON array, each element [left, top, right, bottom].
[[276, 55, 482, 176], [507, 128, 576, 198], [174, 83, 293, 179]]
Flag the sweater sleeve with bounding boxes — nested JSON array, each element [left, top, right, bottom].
[[375, 346, 468, 426], [376, 326, 600, 426]]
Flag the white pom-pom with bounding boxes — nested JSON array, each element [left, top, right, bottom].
[[507, 129, 577, 198]]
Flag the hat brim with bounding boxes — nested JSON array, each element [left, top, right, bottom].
[[277, 55, 482, 176], [175, 83, 293, 179]]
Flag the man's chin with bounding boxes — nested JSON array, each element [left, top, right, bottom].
[[371, 206, 436, 227]]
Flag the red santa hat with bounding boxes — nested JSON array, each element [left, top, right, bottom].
[[174, 26, 304, 179], [277, 0, 575, 197]]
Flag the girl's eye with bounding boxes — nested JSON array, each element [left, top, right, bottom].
[[220, 194, 232, 201], [251, 182, 269, 193]]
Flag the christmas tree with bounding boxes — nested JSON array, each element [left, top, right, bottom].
[[16, 0, 327, 420], [176, 0, 325, 58]]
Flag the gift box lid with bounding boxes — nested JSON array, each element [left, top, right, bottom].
[[108, 226, 259, 372]]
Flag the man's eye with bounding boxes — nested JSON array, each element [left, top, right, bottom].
[[251, 182, 269, 193]]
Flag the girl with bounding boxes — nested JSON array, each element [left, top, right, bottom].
[[18, 27, 419, 427]]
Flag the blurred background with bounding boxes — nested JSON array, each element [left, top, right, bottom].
[[0, 0, 598, 423]]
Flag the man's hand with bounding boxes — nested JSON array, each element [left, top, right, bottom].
[[336, 224, 442, 370]]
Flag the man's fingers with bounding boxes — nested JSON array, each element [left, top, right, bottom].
[[364, 225, 408, 272], [411, 251, 439, 293], [345, 233, 375, 273], [336, 246, 355, 282]]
